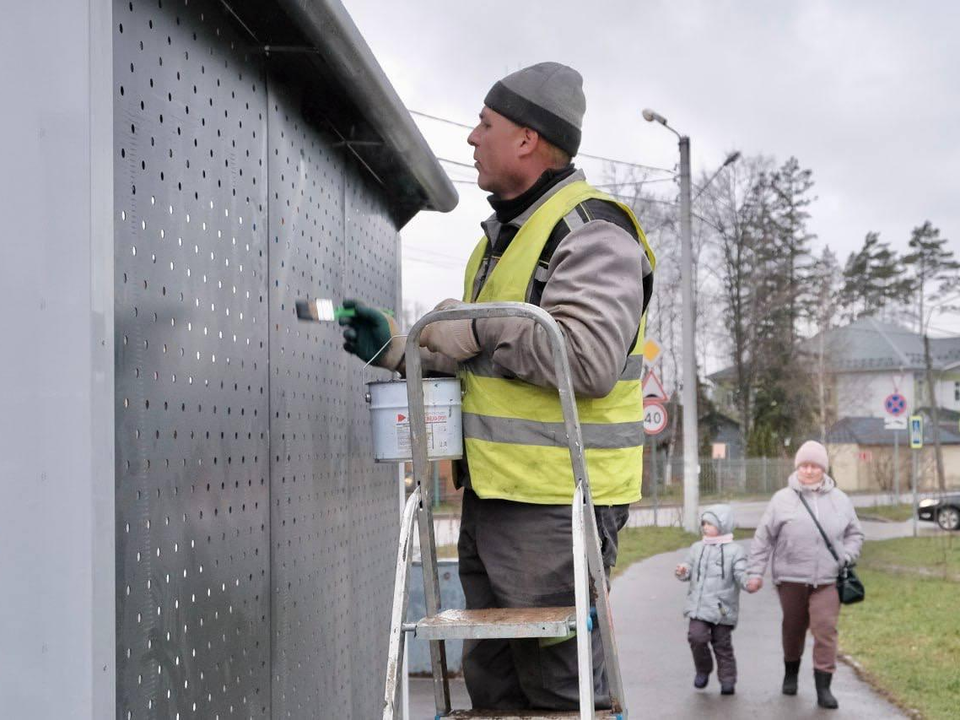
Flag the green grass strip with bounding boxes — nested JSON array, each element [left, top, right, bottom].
[[839, 538, 960, 720]]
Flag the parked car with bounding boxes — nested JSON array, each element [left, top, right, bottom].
[[917, 494, 960, 531]]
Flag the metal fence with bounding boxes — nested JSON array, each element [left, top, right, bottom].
[[423, 455, 797, 513], [652, 455, 797, 499]]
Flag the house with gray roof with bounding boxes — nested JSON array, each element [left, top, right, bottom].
[[709, 317, 960, 423], [814, 317, 960, 419]]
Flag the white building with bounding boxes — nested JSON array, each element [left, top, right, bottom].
[[709, 317, 960, 424], [816, 317, 960, 419]]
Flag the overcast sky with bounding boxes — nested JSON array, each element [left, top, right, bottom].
[[345, 0, 959, 335]]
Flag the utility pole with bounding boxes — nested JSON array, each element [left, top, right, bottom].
[[893, 429, 900, 505], [642, 109, 739, 534], [678, 135, 699, 533]]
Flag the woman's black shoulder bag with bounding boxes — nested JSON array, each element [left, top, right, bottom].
[[795, 490, 865, 605]]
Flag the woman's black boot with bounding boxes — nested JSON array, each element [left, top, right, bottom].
[[814, 669, 839, 709], [782, 660, 800, 695]]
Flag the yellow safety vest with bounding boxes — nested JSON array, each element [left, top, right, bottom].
[[460, 180, 656, 505]]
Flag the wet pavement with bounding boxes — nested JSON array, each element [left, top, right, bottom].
[[411, 503, 937, 718], [411, 534, 912, 718]]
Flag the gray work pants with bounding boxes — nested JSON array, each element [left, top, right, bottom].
[[457, 488, 629, 711]]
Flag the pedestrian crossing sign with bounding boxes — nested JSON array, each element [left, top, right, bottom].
[[909, 415, 923, 449]]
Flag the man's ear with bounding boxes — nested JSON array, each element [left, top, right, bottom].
[[516, 127, 540, 159]]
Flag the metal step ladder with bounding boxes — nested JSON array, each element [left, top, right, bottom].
[[382, 302, 627, 720]]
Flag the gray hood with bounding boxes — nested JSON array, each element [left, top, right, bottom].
[[787, 471, 836, 494], [700, 504, 735, 535]]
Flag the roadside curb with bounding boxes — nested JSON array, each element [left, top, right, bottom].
[[857, 514, 897, 523], [838, 652, 922, 719]]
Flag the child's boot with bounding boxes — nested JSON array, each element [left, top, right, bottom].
[[782, 659, 800, 695], [694, 673, 709, 689]]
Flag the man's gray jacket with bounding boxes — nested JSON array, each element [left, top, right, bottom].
[[419, 169, 652, 398]]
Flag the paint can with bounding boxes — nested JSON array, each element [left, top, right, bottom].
[[366, 378, 463, 462]]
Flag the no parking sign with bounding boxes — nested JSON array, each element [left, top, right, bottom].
[[884, 392, 907, 416]]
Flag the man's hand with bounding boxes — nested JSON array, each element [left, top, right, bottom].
[[418, 299, 481, 361], [340, 299, 403, 369], [674, 563, 689, 580], [745, 576, 763, 593]]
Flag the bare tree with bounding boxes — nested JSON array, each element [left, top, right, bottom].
[[903, 221, 959, 491], [698, 155, 772, 449], [807, 246, 841, 442]]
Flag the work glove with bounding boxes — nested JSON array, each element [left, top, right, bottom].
[[418, 299, 481, 362], [339, 299, 404, 369]]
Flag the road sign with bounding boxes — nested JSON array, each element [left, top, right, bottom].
[[642, 337, 662, 365], [643, 400, 668, 435], [884, 393, 907, 416], [642, 369, 668, 400], [909, 415, 923, 449], [884, 416, 907, 430]]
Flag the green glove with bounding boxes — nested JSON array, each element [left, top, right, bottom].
[[339, 299, 394, 364]]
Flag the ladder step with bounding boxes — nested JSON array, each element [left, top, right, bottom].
[[440, 711, 622, 719], [415, 607, 577, 640]]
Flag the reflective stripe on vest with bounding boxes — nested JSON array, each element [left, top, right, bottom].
[[461, 180, 656, 505]]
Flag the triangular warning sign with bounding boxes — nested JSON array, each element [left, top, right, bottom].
[[642, 370, 668, 400], [397, 414, 406, 422]]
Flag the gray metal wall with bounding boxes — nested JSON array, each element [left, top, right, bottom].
[[114, 1, 399, 718], [0, 1, 116, 717]]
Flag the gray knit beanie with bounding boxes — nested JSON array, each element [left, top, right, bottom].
[[484, 62, 585, 157], [795, 440, 829, 471]]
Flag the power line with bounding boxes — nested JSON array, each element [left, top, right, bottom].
[[578, 152, 674, 174], [404, 245, 469, 265], [409, 109, 676, 174], [438, 157, 477, 169], [593, 177, 677, 188], [410, 109, 473, 129], [403, 254, 463, 270]]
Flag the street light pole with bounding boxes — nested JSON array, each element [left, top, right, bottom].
[[642, 109, 738, 533], [677, 134, 699, 533]]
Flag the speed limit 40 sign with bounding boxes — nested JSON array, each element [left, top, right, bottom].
[[644, 400, 668, 435]]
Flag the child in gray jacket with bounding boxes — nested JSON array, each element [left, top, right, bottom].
[[675, 504, 754, 695]]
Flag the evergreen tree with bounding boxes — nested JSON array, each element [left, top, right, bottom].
[[745, 158, 817, 454], [839, 232, 909, 321], [770, 157, 816, 344]]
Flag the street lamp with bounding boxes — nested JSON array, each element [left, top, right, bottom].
[[642, 108, 739, 533], [694, 151, 741, 202]]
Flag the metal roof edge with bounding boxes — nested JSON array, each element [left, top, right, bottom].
[[275, 0, 458, 217]]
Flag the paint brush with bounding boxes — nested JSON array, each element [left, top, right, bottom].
[[295, 298, 393, 322]]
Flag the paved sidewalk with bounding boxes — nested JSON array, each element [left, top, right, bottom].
[[411, 540, 907, 718], [609, 542, 904, 719]]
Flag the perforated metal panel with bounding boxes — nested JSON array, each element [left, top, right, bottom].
[[115, 1, 402, 718], [114, 0, 271, 717], [268, 84, 399, 720]]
